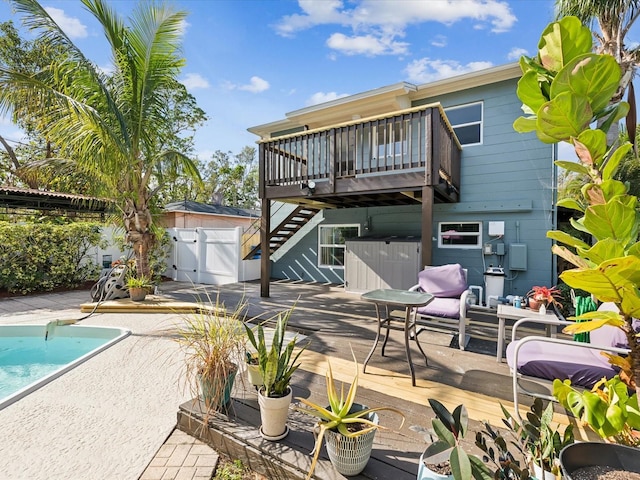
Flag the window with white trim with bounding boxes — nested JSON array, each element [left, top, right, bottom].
[[318, 224, 360, 268], [444, 102, 483, 146], [438, 222, 482, 249]]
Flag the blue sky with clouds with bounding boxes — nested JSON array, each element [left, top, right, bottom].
[[0, 0, 624, 161]]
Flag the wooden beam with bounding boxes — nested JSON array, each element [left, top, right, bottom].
[[421, 186, 433, 268], [260, 199, 271, 297]]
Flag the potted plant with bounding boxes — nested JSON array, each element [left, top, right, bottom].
[[175, 295, 248, 412], [244, 307, 307, 441], [418, 399, 493, 480], [525, 286, 561, 312], [513, 14, 640, 477], [126, 275, 153, 302], [244, 351, 263, 389], [497, 398, 574, 480], [295, 352, 405, 479]]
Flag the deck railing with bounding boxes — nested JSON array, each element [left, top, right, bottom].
[[259, 105, 460, 195]]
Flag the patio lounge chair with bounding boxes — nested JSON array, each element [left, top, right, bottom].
[[409, 263, 470, 350], [506, 303, 631, 420]]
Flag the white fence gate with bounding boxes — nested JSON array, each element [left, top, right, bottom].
[[169, 227, 260, 285]]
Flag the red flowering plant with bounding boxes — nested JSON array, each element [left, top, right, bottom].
[[526, 286, 562, 308]]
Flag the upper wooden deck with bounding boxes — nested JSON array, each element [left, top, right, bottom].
[[258, 104, 462, 208]]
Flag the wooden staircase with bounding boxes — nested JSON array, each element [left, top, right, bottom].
[[243, 206, 321, 260]]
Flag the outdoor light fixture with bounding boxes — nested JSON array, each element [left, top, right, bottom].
[[301, 181, 316, 195]]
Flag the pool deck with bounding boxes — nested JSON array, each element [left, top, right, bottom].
[[0, 280, 584, 480]]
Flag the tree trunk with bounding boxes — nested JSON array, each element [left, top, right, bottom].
[[625, 314, 640, 399], [124, 203, 154, 279]]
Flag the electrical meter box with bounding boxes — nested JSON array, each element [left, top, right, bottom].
[[488, 221, 505, 236], [509, 244, 527, 271]]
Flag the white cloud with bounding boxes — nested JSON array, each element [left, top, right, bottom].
[[404, 58, 493, 84], [327, 32, 408, 56], [431, 35, 447, 48], [275, 0, 516, 57], [181, 73, 210, 90], [224, 76, 270, 93], [45, 7, 87, 39], [306, 91, 350, 106], [507, 47, 529, 60]]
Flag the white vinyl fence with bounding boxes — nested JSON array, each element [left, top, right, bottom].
[[92, 226, 260, 286], [168, 227, 260, 285]]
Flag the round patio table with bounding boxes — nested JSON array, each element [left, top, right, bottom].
[[361, 288, 434, 386]]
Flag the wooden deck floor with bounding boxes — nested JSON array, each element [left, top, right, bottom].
[[165, 280, 588, 479]]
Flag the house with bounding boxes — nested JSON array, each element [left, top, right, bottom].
[[248, 63, 557, 303]]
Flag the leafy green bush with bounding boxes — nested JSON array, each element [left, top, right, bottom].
[[0, 222, 104, 294]]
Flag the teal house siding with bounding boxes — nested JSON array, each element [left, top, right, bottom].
[[263, 65, 558, 303]]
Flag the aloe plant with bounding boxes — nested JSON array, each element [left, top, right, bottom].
[[513, 15, 640, 403], [294, 351, 405, 480]]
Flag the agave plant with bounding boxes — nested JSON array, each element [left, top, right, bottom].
[[294, 351, 405, 479]]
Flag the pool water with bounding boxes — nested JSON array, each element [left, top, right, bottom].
[[0, 324, 130, 409]]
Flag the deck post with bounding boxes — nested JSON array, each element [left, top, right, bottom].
[[421, 186, 433, 268], [260, 199, 271, 297]]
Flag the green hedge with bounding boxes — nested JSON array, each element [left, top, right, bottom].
[[0, 222, 104, 294]]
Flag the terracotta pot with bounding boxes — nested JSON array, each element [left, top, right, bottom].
[[528, 298, 547, 312], [129, 287, 147, 302]]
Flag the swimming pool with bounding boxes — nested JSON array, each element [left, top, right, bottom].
[[0, 324, 131, 410]]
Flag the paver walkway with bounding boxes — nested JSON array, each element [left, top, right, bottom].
[[140, 429, 219, 480]]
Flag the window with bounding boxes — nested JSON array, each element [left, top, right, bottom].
[[318, 225, 360, 267], [438, 222, 482, 249], [377, 119, 409, 160], [444, 102, 483, 146]]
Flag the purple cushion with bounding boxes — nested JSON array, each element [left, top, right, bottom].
[[418, 264, 467, 298], [506, 340, 617, 389], [417, 297, 460, 319]]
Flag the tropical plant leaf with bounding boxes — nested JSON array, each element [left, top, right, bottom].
[[537, 16, 592, 72], [537, 93, 592, 143], [551, 53, 621, 113], [450, 446, 472, 480], [516, 70, 549, 112], [574, 129, 607, 167], [555, 160, 591, 176], [546, 230, 590, 249], [513, 115, 537, 133]]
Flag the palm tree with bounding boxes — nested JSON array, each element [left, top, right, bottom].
[[556, 0, 640, 144], [0, 0, 202, 278]]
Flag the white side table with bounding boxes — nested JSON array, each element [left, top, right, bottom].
[[496, 304, 558, 362]]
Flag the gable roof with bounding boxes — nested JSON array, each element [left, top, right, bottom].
[[163, 200, 258, 218]]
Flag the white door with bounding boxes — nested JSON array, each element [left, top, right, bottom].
[[171, 229, 199, 282]]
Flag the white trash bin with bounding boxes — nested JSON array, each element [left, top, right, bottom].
[[484, 266, 505, 307]]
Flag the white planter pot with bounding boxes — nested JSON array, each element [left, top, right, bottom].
[[417, 450, 453, 480], [533, 463, 557, 480], [246, 363, 263, 387], [323, 404, 379, 476], [257, 387, 291, 441]]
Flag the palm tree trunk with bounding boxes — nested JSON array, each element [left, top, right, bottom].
[[124, 204, 154, 279]]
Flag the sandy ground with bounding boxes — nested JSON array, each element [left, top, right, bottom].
[[0, 296, 192, 480]]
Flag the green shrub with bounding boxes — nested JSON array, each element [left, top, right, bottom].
[[0, 222, 104, 294]]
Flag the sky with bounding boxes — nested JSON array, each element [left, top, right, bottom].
[[0, 0, 617, 162]]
